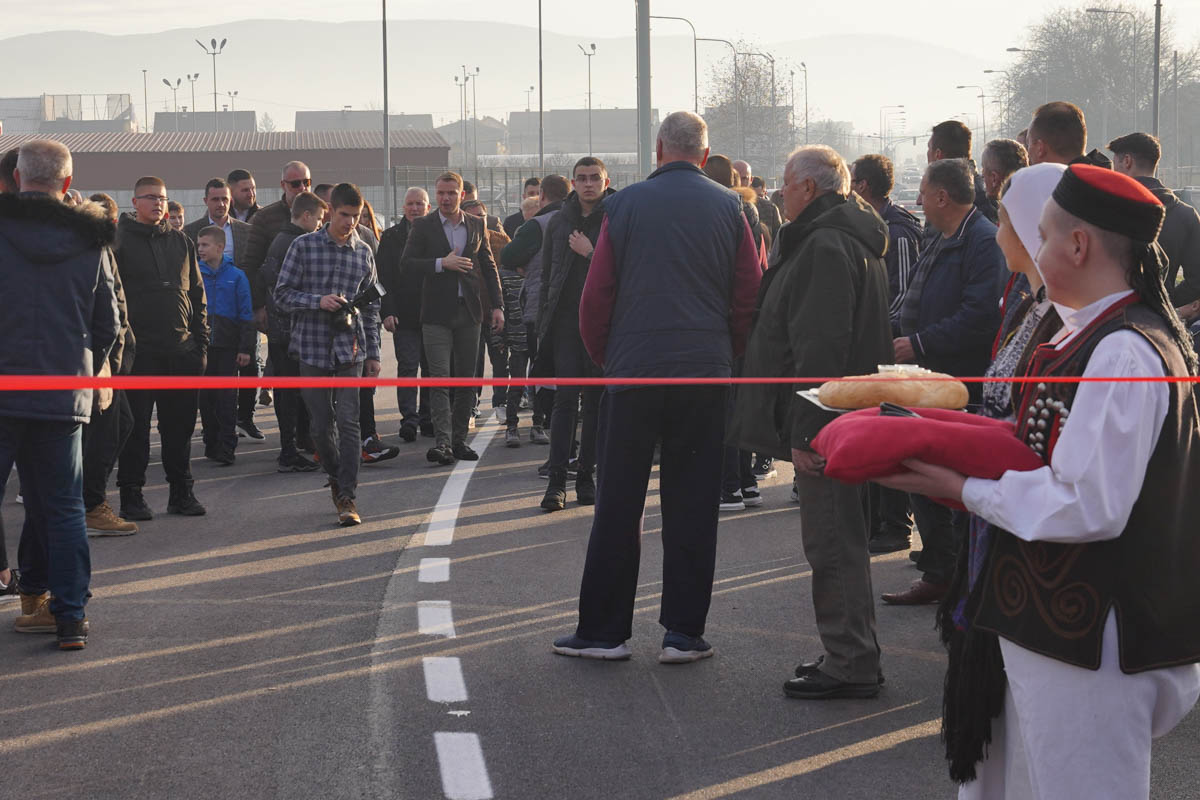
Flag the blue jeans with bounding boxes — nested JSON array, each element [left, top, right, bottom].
[[0, 417, 90, 621]]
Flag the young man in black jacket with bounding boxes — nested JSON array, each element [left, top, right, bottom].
[[115, 176, 208, 520]]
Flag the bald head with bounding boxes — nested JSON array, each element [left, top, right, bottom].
[[731, 160, 752, 187]]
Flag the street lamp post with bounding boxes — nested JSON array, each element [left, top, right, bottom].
[[453, 73, 469, 170], [956, 84, 988, 154], [538, 0, 544, 173], [1086, 7, 1139, 130], [799, 62, 808, 144], [739, 51, 776, 180], [649, 15, 697, 113], [1152, 0, 1162, 135], [578, 44, 596, 155], [162, 78, 182, 132], [879, 105, 904, 149], [382, 0, 393, 227], [186, 73, 200, 132], [1006, 47, 1049, 104], [467, 66, 481, 174], [699, 39, 739, 157], [983, 69, 1011, 132], [195, 37, 227, 132], [141, 69, 149, 133], [525, 86, 535, 113]]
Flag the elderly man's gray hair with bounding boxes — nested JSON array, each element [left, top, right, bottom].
[[404, 186, 429, 201], [785, 145, 850, 195], [657, 111, 708, 159], [925, 158, 975, 205], [16, 139, 72, 188]]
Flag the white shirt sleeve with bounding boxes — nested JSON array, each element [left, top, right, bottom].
[[962, 330, 1169, 544]]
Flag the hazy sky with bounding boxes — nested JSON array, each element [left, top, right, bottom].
[[12, 0, 1200, 52]]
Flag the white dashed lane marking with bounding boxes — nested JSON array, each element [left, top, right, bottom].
[[417, 600, 457, 638], [434, 732, 494, 800], [418, 557, 450, 583], [422, 657, 469, 703]]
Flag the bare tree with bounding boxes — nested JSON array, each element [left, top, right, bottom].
[[702, 42, 789, 177], [258, 112, 277, 133]]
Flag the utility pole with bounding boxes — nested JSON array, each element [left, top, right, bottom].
[[195, 38, 227, 131], [635, 0, 652, 177], [382, 0, 393, 226], [141, 69, 149, 133], [1173, 50, 1179, 186], [538, 0, 544, 174], [162, 78, 182, 132], [579, 44, 596, 155], [186, 73, 200, 132], [470, 67, 480, 174], [1152, 0, 1162, 135], [800, 62, 808, 144]]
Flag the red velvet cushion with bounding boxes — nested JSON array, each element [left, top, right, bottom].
[[811, 408, 1045, 509]]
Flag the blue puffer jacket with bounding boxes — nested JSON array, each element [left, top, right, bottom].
[[199, 255, 256, 353], [599, 161, 746, 379], [0, 192, 119, 423]]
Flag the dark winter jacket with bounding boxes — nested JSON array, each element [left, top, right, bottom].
[[114, 213, 208, 364], [502, 209, 526, 239], [377, 217, 423, 330], [1135, 176, 1200, 306], [0, 192, 119, 423], [199, 255, 255, 354], [502, 200, 562, 324], [756, 195, 783, 239], [879, 198, 923, 303], [730, 192, 893, 458], [242, 196, 292, 307], [899, 208, 1006, 392], [258, 223, 307, 345]]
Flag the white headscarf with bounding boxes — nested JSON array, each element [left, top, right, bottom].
[[998, 162, 1067, 265]]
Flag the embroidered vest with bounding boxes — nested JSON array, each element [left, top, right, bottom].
[[973, 298, 1200, 672]]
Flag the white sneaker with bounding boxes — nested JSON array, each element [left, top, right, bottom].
[[719, 490, 746, 512], [495, 407, 507, 425]]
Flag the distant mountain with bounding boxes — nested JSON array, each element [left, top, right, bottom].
[[0, 20, 995, 138]]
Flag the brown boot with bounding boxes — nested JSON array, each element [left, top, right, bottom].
[[19, 590, 48, 617], [15, 593, 56, 633], [86, 502, 138, 536], [337, 496, 361, 527]]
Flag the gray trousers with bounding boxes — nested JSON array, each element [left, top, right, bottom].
[[423, 304, 480, 448], [299, 362, 362, 499], [795, 473, 881, 684]]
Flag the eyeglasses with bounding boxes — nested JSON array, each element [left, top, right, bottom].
[[134, 194, 169, 204], [285, 178, 312, 189]]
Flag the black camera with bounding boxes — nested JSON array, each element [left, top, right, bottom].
[[330, 282, 387, 332]]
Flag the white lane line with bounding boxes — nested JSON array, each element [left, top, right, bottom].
[[367, 422, 496, 796], [434, 732, 494, 800], [423, 427, 495, 546], [422, 657, 469, 703], [419, 557, 450, 583], [417, 600, 457, 638]]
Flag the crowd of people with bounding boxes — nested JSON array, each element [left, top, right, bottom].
[[1, 96, 1199, 798]]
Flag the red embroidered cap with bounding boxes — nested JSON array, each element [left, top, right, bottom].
[[1051, 163, 1165, 243]]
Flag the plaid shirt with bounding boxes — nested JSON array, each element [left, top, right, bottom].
[[274, 227, 381, 369]]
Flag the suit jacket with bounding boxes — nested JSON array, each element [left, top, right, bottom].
[[400, 210, 502, 326], [183, 215, 252, 266]]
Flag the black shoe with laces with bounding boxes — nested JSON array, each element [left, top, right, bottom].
[[167, 484, 206, 516], [119, 487, 154, 521], [56, 617, 89, 651], [278, 451, 320, 473], [398, 424, 418, 443], [0, 568, 20, 602], [419, 421, 435, 438], [541, 469, 568, 511], [795, 655, 885, 685], [237, 419, 265, 440], [427, 444, 455, 465], [452, 443, 479, 461], [213, 445, 236, 466], [575, 470, 595, 505]]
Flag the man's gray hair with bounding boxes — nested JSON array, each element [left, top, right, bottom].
[[16, 139, 72, 188], [404, 186, 429, 202], [925, 158, 975, 205], [657, 111, 708, 160], [280, 160, 310, 180], [982, 138, 1028, 179], [785, 145, 850, 195]]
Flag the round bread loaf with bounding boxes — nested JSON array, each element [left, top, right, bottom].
[[817, 371, 969, 410]]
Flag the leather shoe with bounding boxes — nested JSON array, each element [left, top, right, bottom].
[[881, 579, 949, 605], [795, 655, 884, 685], [909, 549, 922, 564], [452, 443, 479, 461], [784, 670, 879, 700], [426, 444, 455, 465], [868, 533, 911, 555]]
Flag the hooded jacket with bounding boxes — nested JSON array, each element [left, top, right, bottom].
[[730, 192, 893, 457], [538, 188, 616, 343], [199, 254, 255, 354], [0, 192, 119, 423], [259, 222, 308, 345], [1134, 176, 1200, 306], [115, 213, 208, 362]]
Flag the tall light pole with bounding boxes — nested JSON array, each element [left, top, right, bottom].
[[739, 52, 776, 180], [699, 38, 738, 156], [470, 66, 480, 174], [1006, 47, 1049, 104], [649, 15, 697, 113], [879, 105, 904, 149], [524, 85, 535, 112], [453, 73, 469, 169], [983, 69, 1011, 133], [161, 78, 182, 131], [578, 44, 596, 155], [799, 62, 808, 144], [186, 73, 200, 132], [141, 69, 149, 133], [1086, 7, 1139, 129], [635, 0, 651, 178], [1152, 0, 1162, 135], [382, 0, 393, 227], [195, 37, 227, 131], [538, 0, 544, 173], [957, 85, 988, 155]]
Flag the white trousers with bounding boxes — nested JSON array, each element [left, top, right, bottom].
[[959, 610, 1200, 800]]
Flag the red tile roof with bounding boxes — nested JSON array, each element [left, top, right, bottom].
[[0, 129, 449, 153]]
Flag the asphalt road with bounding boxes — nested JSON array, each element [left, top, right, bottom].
[[2, 353, 1197, 799]]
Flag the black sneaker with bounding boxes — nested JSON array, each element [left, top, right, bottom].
[[426, 444, 455, 465], [419, 421, 435, 438], [452, 443, 479, 461], [213, 445, 236, 466], [660, 631, 714, 664], [530, 425, 549, 445], [719, 490, 745, 512], [552, 633, 631, 660], [868, 533, 911, 555], [795, 655, 885, 686], [56, 617, 89, 651], [741, 486, 763, 507], [167, 484, 206, 516], [0, 568, 20, 602], [398, 424, 418, 443], [505, 426, 521, 448], [575, 470, 595, 505], [237, 418, 265, 440], [362, 435, 400, 464], [541, 470, 568, 511], [753, 456, 777, 480], [119, 487, 154, 521], [278, 451, 320, 473], [783, 670, 880, 700]]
